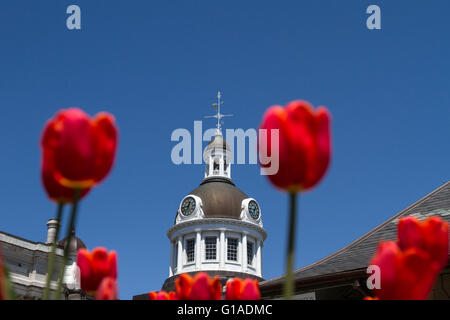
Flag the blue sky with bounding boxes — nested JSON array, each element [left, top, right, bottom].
[[0, 1, 449, 299]]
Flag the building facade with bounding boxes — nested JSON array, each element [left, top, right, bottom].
[[0, 220, 86, 300]]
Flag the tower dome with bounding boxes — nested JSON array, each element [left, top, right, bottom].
[[189, 177, 247, 219], [58, 230, 86, 254], [163, 92, 267, 292]]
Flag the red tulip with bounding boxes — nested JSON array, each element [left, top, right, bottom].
[[369, 241, 441, 300], [259, 100, 331, 192], [95, 277, 118, 300], [77, 248, 118, 293], [41, 108, 118, 189], [397, 216, 448, 269], [175, 272, 222, 300], [149, 291, 177, 300], [225, 278, 260, 300], [41, 146, 90, 203]]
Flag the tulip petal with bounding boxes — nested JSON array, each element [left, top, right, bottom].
[[398, 216, 448, 270], [92, 113, 118, 184], [42, 147, 90, 203], [169, 291, 178, 300], [397, 217, 423, 251], [305, 106, 331, 190], [210, 276, 222, 300], [259, 105, 292, 190], [53, 108, 97, 187], [421, 217, 449, 269], [369, 241, 400, 300], [175, 273, 193, 300], [156, 291, 170, 300], [108, 251, 118, 279], [95, 277, 118, 300], [190, 272, 212, 300], [284, 101, 316, 189], [225, 278, 242, 300], [77, 249, 93, 291], [241, 279, 260, 300]]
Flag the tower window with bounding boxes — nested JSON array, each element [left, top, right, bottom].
[[213, 158, 220, 173], [186, 238, 195, 263], [173, 241, 178, 269], [247, 241, 254, 266], [227, 238, 238, 262], [205, 237, 217, 260]]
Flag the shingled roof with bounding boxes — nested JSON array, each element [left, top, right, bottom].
[[260, 181, 450, 288]]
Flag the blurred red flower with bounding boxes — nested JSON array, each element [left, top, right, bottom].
[[258, 100, 331, 192], [175, 272, 222, 300], [149, 291, 177, 300], [367, 216, 448, 300], [77, 247, 118, 293], [95, 277, 118, 300], [41, 146, 90, 202], [369, 241, 441, 300], [397, 216, 448, 269], [41, 108, 118, 190], [225, 278, 260, 300]]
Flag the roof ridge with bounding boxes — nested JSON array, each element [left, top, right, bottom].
[[0, 229, 46, 246], [262, 181, 450, 284]]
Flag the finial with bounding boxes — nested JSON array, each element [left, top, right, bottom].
[[204, 91, 233, 135]]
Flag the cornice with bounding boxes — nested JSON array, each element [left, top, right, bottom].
[[167, 218, 267, 240]]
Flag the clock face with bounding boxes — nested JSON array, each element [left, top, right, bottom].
[[248, 200, 260, 220], [181, 197, 196, 216]]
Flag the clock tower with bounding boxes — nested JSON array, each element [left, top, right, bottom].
[[162, 92, 267, 291]]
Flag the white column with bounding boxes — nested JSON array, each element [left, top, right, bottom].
[[219, 155, 224, 176], [242, 233, 247, 272], [196, 231, 201, 269], [177, 237, 182, 274], [256, 240, 262, 277], [209, 155, 213, 176], [219, 230, 225, 268]]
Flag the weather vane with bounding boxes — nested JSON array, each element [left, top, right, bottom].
[[204, 91, 233, 135]]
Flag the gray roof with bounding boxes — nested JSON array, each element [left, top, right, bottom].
[[261, 181, 450, 287]]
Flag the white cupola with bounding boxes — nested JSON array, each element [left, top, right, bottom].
[[204, 134, 232, 179]]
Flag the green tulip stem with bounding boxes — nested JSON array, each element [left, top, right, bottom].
[[42, 202, 65, 300], [55, 188, 81, 300], [283, 192, 298, 299]]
